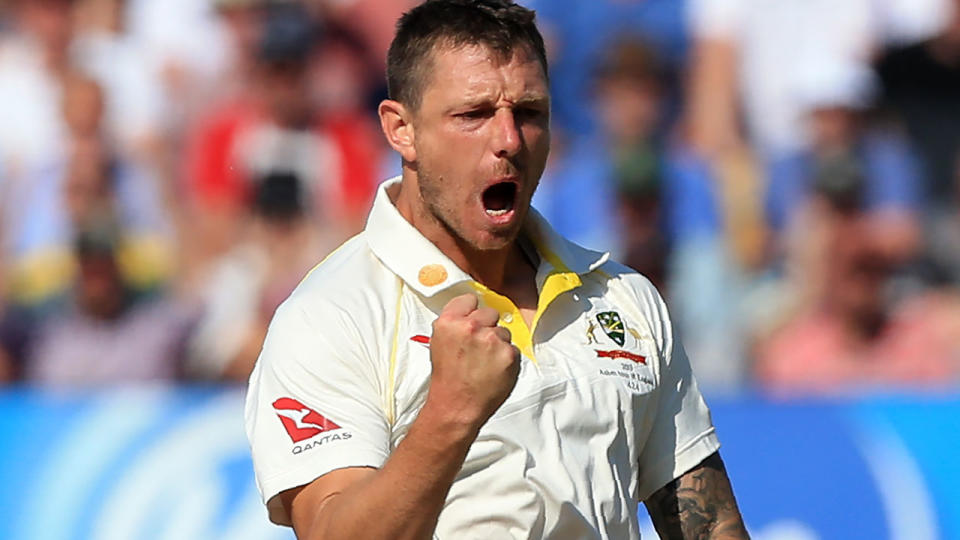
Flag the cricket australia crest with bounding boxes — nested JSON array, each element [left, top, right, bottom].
[[596, 311, 625, 346]]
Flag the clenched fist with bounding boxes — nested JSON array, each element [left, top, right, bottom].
[[426, 293, 521, 431]]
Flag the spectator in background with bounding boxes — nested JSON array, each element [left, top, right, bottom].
[[71, 0, 166, 166], [877, 0, 960, 286], [686, 0, 950, 160], [684, 0, 949, 274], [211, 0, 267, 98], [0, 0, 75, 180], [755, 156, 960, 395], [309, 20, 383, 121], [23, 223, 192, 386], [745, 61, 924, 348], [182, 3, 380, 283], [1, 73, 173, 315], [522, 0, 689, 138], [765, 61, 922, 260], [123, 0, 232, 130], [536, 39, 709, 282], [312, 0, 416, 77], [877, 0, 960, 208], [186, 170, 336, 382], [534, 39, 746, 390], [0, 0, 175, 178], [0, 66, 182, 384]]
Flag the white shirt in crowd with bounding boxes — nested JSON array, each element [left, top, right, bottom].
[[688, 0, 953, 157]]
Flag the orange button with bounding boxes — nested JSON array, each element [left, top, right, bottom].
[[418, 264, 448, 287]]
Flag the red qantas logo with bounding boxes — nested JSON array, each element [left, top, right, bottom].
[[595, 349, 646, 364], [272, 398, 342, 443], [410, 335, 431, 347]]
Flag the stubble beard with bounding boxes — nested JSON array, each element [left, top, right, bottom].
[[418, 169, 521, 254]]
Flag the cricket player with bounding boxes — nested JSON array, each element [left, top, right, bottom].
[[245, 1, 749, 538]]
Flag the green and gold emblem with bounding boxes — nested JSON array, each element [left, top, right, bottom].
[[596, 311, 625, 346]]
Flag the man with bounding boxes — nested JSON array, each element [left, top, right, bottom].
[[245, 1, 749, 538], [183, 3, 379, 274]]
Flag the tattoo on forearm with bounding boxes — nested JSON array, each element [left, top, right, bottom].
[[645, 453, 749, 540]]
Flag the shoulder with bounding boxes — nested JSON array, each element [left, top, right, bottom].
[[289, 233, 391, 309], [250, 233, 402, 401], [589, 259, 665, 313], [586, 259, 674, 353], [266, 232, 401, 356]]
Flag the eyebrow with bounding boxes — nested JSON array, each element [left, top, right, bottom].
[[449, 94, 549, 112], [513, 95, 550, 107]]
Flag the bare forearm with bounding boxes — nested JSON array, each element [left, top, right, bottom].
[[687, 38, 740, 156], [645, 452, 749, 540], [300, 400, 478, 540]]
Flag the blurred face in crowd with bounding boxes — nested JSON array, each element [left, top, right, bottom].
[[62, 74, 104, 137], [823, 216, 890, 336], [218, 3, 265, 66], [76, 247, 125, 321], [395, 43, 550, 253], [17, 0, 74, 56], [595, 75, 660, 144], [73, 0, 125, 34], [259, 60, 313, 129], [310, 37, 370, 113], [810, 107, 858, 153]]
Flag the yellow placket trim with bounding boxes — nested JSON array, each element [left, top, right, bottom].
[[468, 249, 581, 365], [468, 282, 534, 362], [532, 250, 582, 333]]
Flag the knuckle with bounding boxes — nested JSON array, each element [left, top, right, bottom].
[[477, 328, 497, 345], [494, 344, 515, 363], [464, 318, 479, 333], [432, 317, 451, 334]]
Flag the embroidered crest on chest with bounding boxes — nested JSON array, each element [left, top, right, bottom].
[[583, 309, 655, 393]]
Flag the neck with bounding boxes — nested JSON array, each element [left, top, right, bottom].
[[461, 239, 532, 292]]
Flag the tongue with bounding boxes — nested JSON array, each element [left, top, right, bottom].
[[483, 183, 515, 212]]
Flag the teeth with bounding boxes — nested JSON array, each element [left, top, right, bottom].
[[485, 208, 509, 217]]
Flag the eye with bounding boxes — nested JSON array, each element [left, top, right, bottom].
[[515, 106, 546, 122], [456, 108, 492, 120]]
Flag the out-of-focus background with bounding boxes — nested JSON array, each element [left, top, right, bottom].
[[0, 0, 959, 538]]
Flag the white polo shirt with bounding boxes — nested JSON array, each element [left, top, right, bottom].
[[245, 177, 720, 539]]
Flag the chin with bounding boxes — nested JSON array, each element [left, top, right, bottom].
[[470, 225, 522, 252]]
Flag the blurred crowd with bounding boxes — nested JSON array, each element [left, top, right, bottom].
[[1, 0, 959, 398]]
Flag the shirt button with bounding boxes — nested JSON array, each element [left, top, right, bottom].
[[501, 312, 514, 323]]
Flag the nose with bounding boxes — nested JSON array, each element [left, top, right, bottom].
[[492, 108, 522, 158]]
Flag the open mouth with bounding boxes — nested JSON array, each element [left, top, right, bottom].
[[482, 181, 518, 217]]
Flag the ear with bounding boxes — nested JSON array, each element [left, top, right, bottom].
[[378, 99, 417, 163]]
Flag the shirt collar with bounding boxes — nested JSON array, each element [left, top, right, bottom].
[[365, 176, 609, 297]]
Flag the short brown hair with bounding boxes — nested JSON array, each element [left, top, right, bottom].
[[386, 0, 548, 110]]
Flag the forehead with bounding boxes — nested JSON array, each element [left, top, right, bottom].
[[421, 43, 549, 105]]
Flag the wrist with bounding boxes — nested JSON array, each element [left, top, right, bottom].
[[417, 392, 484, 447]]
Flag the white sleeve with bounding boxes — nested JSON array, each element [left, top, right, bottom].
[[635, 285, 721, 501], [688, 0, 746, 40], [244, 298, 391, 526]]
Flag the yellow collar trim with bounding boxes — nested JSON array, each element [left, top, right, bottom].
[[467, 239, 583, 365]]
